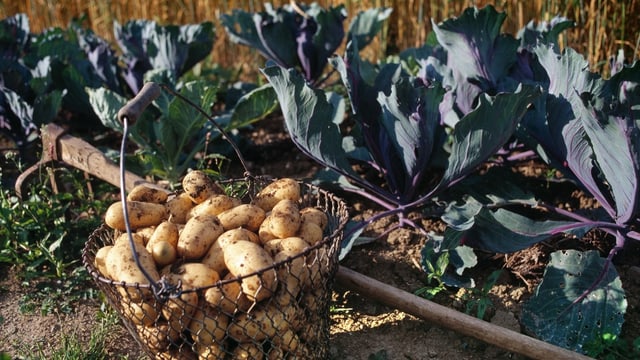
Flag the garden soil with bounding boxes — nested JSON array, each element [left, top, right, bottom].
[[1, 119, 639, 359]]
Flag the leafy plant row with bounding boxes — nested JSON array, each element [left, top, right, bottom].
[[1, 2, 638, 356], [254, 4, 637, 355]]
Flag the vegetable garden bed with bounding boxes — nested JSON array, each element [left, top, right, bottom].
[[1, 2, 639, 359]]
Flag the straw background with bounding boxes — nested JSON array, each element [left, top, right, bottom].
[[1, 0, 638, 76]]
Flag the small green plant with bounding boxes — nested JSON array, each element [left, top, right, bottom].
[[414, 252, 449, 300], [0, 166, 108, 277], [458, 269, 502, 320], [584, 333, 640, 360]]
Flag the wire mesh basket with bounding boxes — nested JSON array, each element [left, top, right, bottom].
[[83, 178, 349, 360]]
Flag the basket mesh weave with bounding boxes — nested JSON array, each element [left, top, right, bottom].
[[82, 179, 348, 360]]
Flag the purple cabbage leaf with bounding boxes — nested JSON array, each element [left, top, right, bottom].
[[430, 5, 521, 125], [222, 3, 390, 85], [114, 19, 215, 94]]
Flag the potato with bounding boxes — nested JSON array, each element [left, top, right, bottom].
[[258, 218, 278, 244], [150, 241, 177, 266], [296, 220, 324, 246], [267, 347, 285, 360], [166, 263, 221, 326], [196, 343, 226, 360], [177, 214, 224, 260], [278, 237, 311, 254], [223, 240, 277, 302], [274, 250, 308, 297], [182, 170, 224, 204], [264, 237, 310, 258], [188, 302, 229, 346], [105, 200, 168, 231], [136, 324, 168, 352], [187, 194, 239, 221], [105, 233, 160, 301], [217, 204, 265, 232], [222, 240, 278, 302], [266, 200, 301, 239], [161, 273, 200, 329], [201, 240, 227, 275], [135, 320, 181, 352], [227, 303, 286, 342], [306, 248, 329, 289], [232, 342, 264, 360], [251, 178, 301, 211], [262, 239, 282, 258], [122, 300, 160, 326], [216, 228, 260, 248], [166, 192, 194, 224], [135, 226, 156, 245], [205, 272, 253, 315], [300, 206, 329, 230], [174, 263, 221, 288], [273, 328, 303, 354], [94, 245, 113, 278], [146, 221, 179, 252], [127, 183, 169, 203]]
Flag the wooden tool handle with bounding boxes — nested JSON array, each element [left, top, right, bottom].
[[335, 266, 591, 360], [117, 82, 162, 124]]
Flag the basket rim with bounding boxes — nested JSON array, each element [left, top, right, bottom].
[[82, 178, 350, 294]]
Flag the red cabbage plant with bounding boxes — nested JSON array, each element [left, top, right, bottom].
[[262, 38, 540, 257], [440, 40, 638, 354]]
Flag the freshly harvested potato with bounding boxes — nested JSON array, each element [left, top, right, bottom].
[[105, 201, 168, 231], [258, 218, 278, 244], [161, 273, 199, 329], [135, 226, 156, 245], [267, 347, 285, 360], [227, 303, 285, 342], [264, 237, 309, 257], [223, 240, 277, 302], [105, 233, 160, 301], [182, 170, 224, 204], [122, 300, 160, 326], [266, 200, 301, 239], [251, 178, 301, 211], [205, 272, 253, 315], [278, 237, 311, 254], [188, 302, 229, 346], [273, 328, 303, 354], [217, 204, 265, 232], [150, 241, 177, 266], [166, 192, 194, 224], [300, 206, 329, 230], [174, 262, 221, 289], [216, 228, 260, 248], [177, 214, 224, 260], [306, 247, 330, 289], [135, 323, 168, 352], [187, 194, 239, 221], [201, 240, 227, 275], [127, 184, 169, 203], [94, 245, 113, 278], [296, 220, 323, 246], [232, 342, 265, 360], [146, 221, 179, 253], [274, 250, 308, 297], [196, 343, 226, 360]]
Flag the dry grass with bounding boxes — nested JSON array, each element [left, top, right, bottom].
[[1, 0, 638, 75]]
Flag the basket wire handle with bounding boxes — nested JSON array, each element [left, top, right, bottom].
[[117, 81, 257, 300], [118, 82, 183, 300]]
